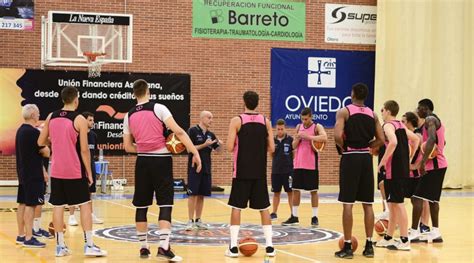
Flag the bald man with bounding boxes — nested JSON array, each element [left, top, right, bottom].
[[185, 111, 223, 231]]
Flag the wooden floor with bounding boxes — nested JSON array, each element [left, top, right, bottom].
[[0, 186, 472, 262]]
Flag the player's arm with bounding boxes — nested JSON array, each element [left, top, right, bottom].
[[38, 113, 52, 147], [378, 123, 396, 172], [419, 116, 439, 174], [164, 116, 202, 173], [334, 108, 347, 148], [369, 113, 385, 148], [292, 124, 301, 149], [308, 123, 327, 142], [75, 115, 93, 185], [122, 113, 137, 153], [266, 118, 275, 154], [227, 117, 240, 152], [39, 146, 50, 158]]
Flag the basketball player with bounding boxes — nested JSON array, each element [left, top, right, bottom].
[[225, 91, 276, 258], [375, 101, 420, 251], [68, 112, 103, 226], [402, 112, 431, 234], [185, 111, 222, 231], [282, 108, 327, 227], [270, 119, 293, 221], [15, 104, 50, 248], [123, 79, 201, 261], [38, 87, 107, 257], [334, 83, 384, 259], [409, 99, 448, 243]]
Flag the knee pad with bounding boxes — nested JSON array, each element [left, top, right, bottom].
[[159, 207, 172, 222], [135, 208, 148, 222]]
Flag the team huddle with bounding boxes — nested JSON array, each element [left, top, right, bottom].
[[14, 80, 447, 261]]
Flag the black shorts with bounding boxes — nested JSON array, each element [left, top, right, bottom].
[[133, 156, 174, 208], [413, 168, 447, 203], [271, 173, 292, 193], [338, 153, 374, 204], [384, 179, 405, 203], [402, 177, 420, 198], [292, 169, 319, 191], [228, 178, 270, 210], [49, 177, 91, 207], [17, 181, 46, 206], [187, 172, 211, 196]]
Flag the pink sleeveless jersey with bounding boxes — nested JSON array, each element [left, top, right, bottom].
[[293, 123, 318, 170], [128, 102, 167, 153], [49, 110, 83, 179], [422, 122, 448, 171]]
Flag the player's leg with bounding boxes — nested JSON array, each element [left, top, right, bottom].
[[309, 170, 320, 227], [16, 185, 26, 244], [186, 196, 197, 230], [32, 183, 53, 239], [23, 181, 46, 247], [282, 170, 302, 226], [226, 178, 248, 258], [68, 206, 78, 226], [251, 179, 275, 257], [194, 173, 211, 230], [49, 178, 70, 256], [195, 195, 207, 229], [270, 173, 282, 220], [419, 201, 431, 232]]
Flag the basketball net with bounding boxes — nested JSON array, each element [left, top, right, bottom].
[[83, 52, 106, 78]]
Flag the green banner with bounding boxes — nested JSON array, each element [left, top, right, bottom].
[[193, 0, 306, 42]]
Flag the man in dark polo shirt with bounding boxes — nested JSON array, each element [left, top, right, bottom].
[[270, 119, 293, 221], [185, 111, 222, 231], [15, 104, 50, 248]]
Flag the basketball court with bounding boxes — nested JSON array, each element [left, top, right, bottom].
[[1, 1, 473, 263]]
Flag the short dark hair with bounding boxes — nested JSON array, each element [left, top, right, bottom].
[[276, 119, 285, 126], [383, 100, 399, 116], [403, 112, 419, 128], [82, 111, 94, 119], [61, 87, 79, 104], [418, 98, 434, 111], [300, 107, 312, 116], [243, 91, 259, 110], [133, 79, 149, 98], [352, 83, 369, 100]]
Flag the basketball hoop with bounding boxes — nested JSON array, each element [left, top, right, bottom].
[[83, 51, 106, 78]]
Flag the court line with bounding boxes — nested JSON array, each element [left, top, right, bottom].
[[211, 198, 322, 263], [0, 231, 48, 263], [101, 199, 184, 224]]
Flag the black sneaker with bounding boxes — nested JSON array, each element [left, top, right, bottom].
[[419, 223, 430, 233], [157, 247, 182, 262], [225, 246, 238, 258], [335, 242, 353, 259], [266, 246, 276, 257], [139, 247, 150, 258], [270, 213, 277, 221], [282, 215, 299, 226], [311, 216, 319, 227], [362, 241, 374, 258]]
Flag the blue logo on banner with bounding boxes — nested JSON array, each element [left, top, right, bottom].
[[271, 48, 375, 127]]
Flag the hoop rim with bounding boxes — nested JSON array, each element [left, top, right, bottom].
[[83, 51, 107, 62]]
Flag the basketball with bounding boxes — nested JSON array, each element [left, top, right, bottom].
[[165, 133, 186, 154], [311, 141, 325, 152], [374, 219, 389, 236], [338, 236, 358, 252], [48, 221, 67, 236], [421, 142, 438, 159], [238, 237, 258, 257]]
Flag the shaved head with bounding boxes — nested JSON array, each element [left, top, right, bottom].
[[199, 111, 213, 129]]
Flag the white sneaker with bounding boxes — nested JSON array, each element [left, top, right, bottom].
[[419, 229, 443, 243], [84, 244, 107, 257], [225, 246, 239, 258], [195, 219, 207, 230], [92, 213, 104, 224], [387, 240, 411, 251], [56, 245, 71, 257], [68, 215, 79, 226], [375, 210, 390, 220], [408, 228, 421, 242], [185, 220, 195, 231], [375, 238, 397, 248]]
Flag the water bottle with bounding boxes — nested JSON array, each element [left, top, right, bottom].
[[288, 176, 293, 189], [99, 148, 104, 161]]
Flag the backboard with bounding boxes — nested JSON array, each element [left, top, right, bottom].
[[41, 11, 133, 67]]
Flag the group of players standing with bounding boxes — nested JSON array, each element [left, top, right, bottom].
[[14, 80, 447, 261]]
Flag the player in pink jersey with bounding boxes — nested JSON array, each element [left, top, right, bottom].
[[123, 79, 201, 262], [409, 99, 448, 243], [38, 87, 107, 257], [282, 107, 327, 227]]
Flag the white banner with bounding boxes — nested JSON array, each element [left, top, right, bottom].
[[325, 4, 376, 45]]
